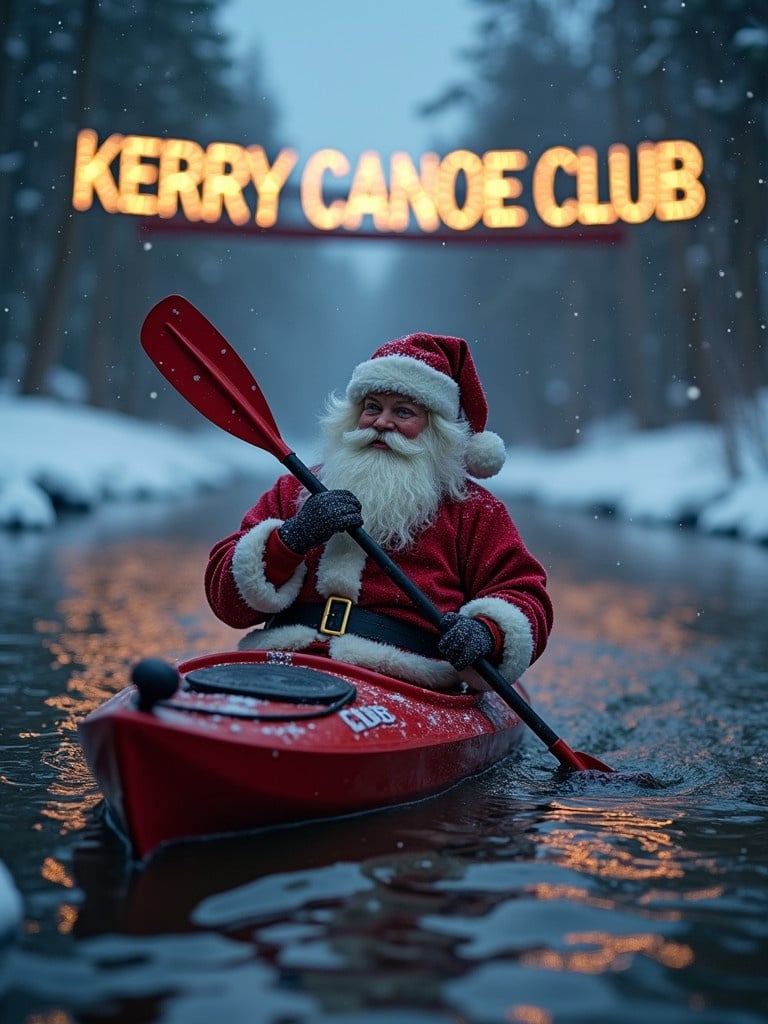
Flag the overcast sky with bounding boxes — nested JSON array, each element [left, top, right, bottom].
[[217, 0, 475, 158]]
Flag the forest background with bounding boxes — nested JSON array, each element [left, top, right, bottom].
[[1, 0, 766, 471]]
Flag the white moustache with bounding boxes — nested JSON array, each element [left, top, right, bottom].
[[341, 427, 425, 457]]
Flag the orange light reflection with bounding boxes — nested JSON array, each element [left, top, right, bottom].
[[550, 578, 704, 654], [521, 573, 715, 733], [537, 803, 720, 887], [35, 539, 238, 838], [521, 930, 694, 974], [507, 1006, 552, 1024], [57, 904, 79, 935], [41, 856, 74, 888]]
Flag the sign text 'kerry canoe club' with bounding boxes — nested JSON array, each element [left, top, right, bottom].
[[71, 129, 706, 236]]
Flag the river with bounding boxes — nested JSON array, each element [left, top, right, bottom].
[[1, 479, 767, 1023]]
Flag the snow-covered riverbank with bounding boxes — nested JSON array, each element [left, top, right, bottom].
[[2, 396, 767, 543]]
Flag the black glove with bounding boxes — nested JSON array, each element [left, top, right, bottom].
[[437, 612, 495, 671], [278, 490, 363, 555]]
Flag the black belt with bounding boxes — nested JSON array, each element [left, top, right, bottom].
[[268, 597, 440, 659]]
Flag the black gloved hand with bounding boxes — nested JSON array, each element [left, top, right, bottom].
[[278, 489, 363, 555], [437, 612, 495, 671]]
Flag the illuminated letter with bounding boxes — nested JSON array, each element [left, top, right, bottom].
[[388, 152, 440, 232], [116, 135, 162, 216], [608, 142, 657, 224], [247, 146, 298, 228], [201, 142, 253, 225], [575, 146, 617, 224], [157, 138, 205, 220], [654, 140, 706, 221], [301, 149, 349, 230], [436, 150, 484, 231], [343, 151, 390, 230], [71, 129, 123, 213], [532, 147, 579, 227], [482, 150, 528, 228]]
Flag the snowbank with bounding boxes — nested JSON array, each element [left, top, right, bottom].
[[0, 397, 274, 528], [2, 396, 767, 543], [495, 421, 768, 542]]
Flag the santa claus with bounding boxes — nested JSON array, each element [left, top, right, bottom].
[[205, 332, 553, 692]]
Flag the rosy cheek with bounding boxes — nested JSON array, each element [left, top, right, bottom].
[[404, 419, 426, 438]]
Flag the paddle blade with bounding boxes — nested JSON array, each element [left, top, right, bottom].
[[549, 738, 614, 773], [141, 295, 292, 460]]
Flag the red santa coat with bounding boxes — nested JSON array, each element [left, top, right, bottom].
[[205, 473, 553, 692]]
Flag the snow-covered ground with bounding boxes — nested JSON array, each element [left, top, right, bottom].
[[2, 396, 768, 543]]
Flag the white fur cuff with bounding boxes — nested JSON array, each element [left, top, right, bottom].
[[231, 518, 307, 613], [461, 596, 534, 683]]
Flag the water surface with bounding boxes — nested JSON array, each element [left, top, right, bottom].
[[1, 483, 766, 1023]]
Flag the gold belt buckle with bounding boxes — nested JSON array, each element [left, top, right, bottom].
[[320, 595, 352, 637]]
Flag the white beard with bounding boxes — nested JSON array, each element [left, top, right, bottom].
[[316, 398, 469, 551]]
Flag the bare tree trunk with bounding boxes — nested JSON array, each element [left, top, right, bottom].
[[0, 0, 22, 366], [20, 0, 98, 396], [732, 105, 766, 390], [609, 0, 658, 429], [121, 225, 152, 417], [86, 217, 117, 408], [0, 0, 19, 259]]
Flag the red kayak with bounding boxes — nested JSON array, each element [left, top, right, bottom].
[[78, 649, 528, 859]]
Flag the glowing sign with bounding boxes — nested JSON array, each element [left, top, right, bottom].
[[71, 129, 706, 233]]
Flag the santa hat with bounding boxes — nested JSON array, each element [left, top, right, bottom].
[[346, 332, 506, 479]]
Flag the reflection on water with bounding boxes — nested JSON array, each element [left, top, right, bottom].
[[39, 539, 238, 842], [547, 576, 707, 653], [1, 530, 238, 963], [48, 538, 237, 703], [1, 490, 767, 1023], [535, 801, 719, 884]]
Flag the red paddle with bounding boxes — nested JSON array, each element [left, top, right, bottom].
[[141, 294, 614, 774]]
